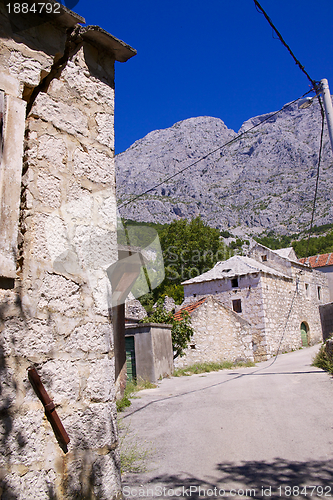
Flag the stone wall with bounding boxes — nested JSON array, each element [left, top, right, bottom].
[[183, 274, 269, 360], [182, 259, 329, 361], [174, 296, 254, 368], [261, 266, 329, 357], [0, 6, 134, 499]]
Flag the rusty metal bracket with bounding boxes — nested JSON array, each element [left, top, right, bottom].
[[28, 367, 70, 448]]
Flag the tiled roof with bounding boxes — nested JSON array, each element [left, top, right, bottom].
[[299, 253, 333, 268], [174, 297, 207, 321], [181, 255, 290, 285]]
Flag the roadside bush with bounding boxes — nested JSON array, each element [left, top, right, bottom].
[[140, 298, 194, 359], [312, 340, 333, 374]]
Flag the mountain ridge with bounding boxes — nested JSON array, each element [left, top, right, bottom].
[[116, 99, 333, 237]]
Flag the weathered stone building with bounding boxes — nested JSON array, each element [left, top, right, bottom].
[[173, 296, 254, 368], [299, 253, 333, 301], [0, 3, 135, 499], [181, 244, 329, 362]]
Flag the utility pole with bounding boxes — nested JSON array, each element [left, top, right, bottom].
[[320, 78, 333, 154]]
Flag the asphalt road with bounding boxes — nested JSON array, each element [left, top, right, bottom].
[[121, 345, 333, 500]]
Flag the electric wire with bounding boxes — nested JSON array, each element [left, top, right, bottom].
[[306, 97, 326, 257], [252, 0, 327, 258], [120, 2, 327, 365], [269, 278, 299, 367], [252, 0, 319, 91], [117, 89, 313, 211]]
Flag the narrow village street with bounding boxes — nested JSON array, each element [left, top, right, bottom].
[[121, 345, 333, 500]]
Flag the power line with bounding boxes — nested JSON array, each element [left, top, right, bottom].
[[117, 90, 313, 211], [306, 97, 326, 257], [252, 0, 319, 92], [253, 0, 327, 253]]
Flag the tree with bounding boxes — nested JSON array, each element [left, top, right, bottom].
[[156, 217, 228, 300], [137, 216, 231, 309], [141, 299, 194, 359]]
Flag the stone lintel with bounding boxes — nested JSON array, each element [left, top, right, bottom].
[[79, 26, 137, 62]]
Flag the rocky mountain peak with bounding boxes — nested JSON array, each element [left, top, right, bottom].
[[116, 98, 333, 236]]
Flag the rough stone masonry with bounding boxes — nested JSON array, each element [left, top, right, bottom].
[[0, 3, 135, 499]]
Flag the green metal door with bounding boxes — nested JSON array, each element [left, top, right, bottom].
[[300, 322, 308, 347], [125, 336, 136, 382]]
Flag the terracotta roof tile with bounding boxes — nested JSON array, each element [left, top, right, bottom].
[[174, 297, 207, 321], [298, 253, 333, 268], [316, 254, 329, 266]]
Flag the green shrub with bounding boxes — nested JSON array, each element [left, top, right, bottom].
[[141, 298, 194, 359], [312, 343, 333, 374]]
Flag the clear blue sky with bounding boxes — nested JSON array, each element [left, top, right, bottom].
[[68, 0, 333, 154]]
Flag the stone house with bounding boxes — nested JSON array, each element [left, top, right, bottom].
[[0, 3, 135, 499], [299, 253, 333, 301], [181, 243, 329, 362], [173, 296, 254, 368]]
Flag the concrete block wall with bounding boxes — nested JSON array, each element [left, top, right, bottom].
[[319, 302, 333, 341], [0, 8, 123, 500], [125, 323, 174, 383]]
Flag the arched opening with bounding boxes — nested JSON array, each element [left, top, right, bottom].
[[300, 322, 309, 347]]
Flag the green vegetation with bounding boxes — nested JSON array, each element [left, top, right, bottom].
[[118, 418, 152, 473], [254, 232, 295, 250], [312, 342, 333, 374], [173, 359, 255, 377], [140, 298, 194, 359], [255, 227, 333, 258], [119, 215, 333, 313], [139, 216, 231, 307], [220, 229, 233, 238], [120, 218, 169, 237], [308, 223, 333, 235], [116, 379, 157, 412], [292, 231, 333, 258]]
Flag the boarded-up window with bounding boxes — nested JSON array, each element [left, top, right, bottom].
[[0, 92, 26, 278], [232, 299, 242, 313]]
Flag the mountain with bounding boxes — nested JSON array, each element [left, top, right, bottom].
[[115, 99, 333, 236]]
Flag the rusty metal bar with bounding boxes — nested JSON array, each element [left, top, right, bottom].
[[28, 367, 70, 448]]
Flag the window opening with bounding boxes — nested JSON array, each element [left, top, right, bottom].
[[232, 299, 242, 313], [231, 278, 239, 288]]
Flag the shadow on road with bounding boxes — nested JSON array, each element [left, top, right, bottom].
[[123, 457, 333, 499]]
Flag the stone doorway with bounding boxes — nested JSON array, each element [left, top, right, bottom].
[[301, 322, 309, 347]]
